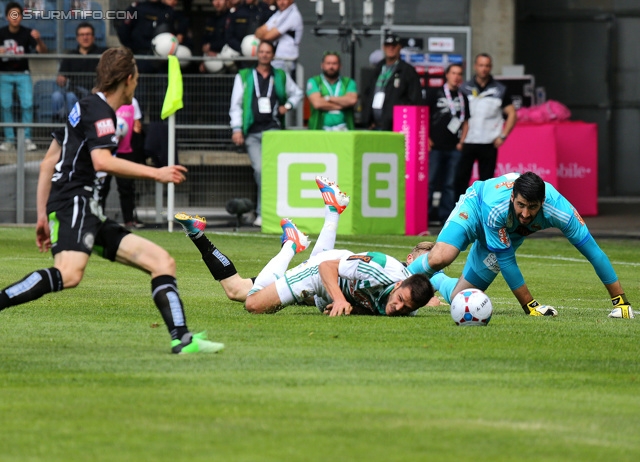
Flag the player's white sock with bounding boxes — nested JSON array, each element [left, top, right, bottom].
[[250, 241, 296, 292], [311, 208, 340, 257]]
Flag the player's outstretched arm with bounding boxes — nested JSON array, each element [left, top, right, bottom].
[[91, 148, 187, 184]]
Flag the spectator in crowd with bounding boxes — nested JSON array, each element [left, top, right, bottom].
[[162, 0, 192, 49], [255, 0, 303, 77], [360, 34, 422, 131], [117, 0, 177, 74], [306, 51, 357, 131], [0, 2, 47, 152], [455, 53, 517, 197], [117, 0, 177, 120], [229, 40, 303, 227], [200, 0, 229, 73], [100, 97, 146, 229], [261, 0, 277, 18], [52, 22, 105, 122], [225, 0, 271, 70], [425, 63, 469, 225]]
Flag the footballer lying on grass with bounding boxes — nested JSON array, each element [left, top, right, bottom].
[[175, 176, 440, 317]]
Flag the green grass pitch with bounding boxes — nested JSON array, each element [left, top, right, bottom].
[[1, 227, 639, 461]]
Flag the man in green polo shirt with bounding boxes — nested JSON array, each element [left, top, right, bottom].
[[306, 51, 357, 131]]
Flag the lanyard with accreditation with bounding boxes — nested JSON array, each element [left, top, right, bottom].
[[444, 83, 465, 135], [253, 69, 274, 114], [372, 63, 398, 110]]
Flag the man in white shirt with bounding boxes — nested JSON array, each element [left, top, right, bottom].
[[229, 40, 303, 226], [255, 0, 303, 77], [456, 53, 517, 197]]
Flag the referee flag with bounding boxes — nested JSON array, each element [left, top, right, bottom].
[[161, 55, 183, 119]]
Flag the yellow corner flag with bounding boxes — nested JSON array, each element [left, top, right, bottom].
[[161, 55, 183, 120]]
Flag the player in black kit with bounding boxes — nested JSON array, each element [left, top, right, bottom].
[[0, 47, 224, 355]]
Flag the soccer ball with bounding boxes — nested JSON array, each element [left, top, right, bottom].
[[175, 45, 192, 68], [241, 34, 260, 57], [450, 289, 493, 326], [115, 117, 128, 139], [152, 32, 179, 57]]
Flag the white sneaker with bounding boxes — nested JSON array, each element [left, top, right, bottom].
[[608, 306, 635, 319], [0, 142, 14, 151], [252, 215, 262, 227], [25, 139, 37, 151]]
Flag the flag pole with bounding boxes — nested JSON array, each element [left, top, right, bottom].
[[161, 55, 183, 232], [167, 113, 175, 232]]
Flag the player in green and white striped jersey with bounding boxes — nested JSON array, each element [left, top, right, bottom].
[[176, 176, 435, 316], [243, 178, 434, 316]]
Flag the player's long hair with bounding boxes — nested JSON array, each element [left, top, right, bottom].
[[400, 274, 434, 308], [94, 47, 137, 94], [513, 172, 545, 203]]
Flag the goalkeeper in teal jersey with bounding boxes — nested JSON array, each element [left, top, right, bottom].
[[176, 176, 435, 316], [408, 171, 633, 319]]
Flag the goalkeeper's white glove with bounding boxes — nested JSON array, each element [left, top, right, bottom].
[[608, 294, 634, 319], [523, 299, 558, 317]]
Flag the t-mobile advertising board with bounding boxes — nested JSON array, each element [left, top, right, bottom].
[[393, 105, 429, 235], [497, 121, 598, 215]]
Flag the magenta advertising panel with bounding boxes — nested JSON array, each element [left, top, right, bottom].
[[393, 106, 429, 235]]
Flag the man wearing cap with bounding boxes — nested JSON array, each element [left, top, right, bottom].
[[361, 34, 423, 131]]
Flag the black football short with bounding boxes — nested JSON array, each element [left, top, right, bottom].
[[48, 196, 130, 261]]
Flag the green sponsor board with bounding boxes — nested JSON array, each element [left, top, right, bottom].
[[262, 131, 405, 235]]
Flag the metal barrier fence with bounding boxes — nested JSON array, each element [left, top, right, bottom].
[[0, 54, 304, 226]]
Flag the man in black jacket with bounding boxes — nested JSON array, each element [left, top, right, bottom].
[[361, 34, 423, 131], [53, 22, 105, 121]]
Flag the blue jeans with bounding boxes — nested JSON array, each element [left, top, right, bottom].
[[0, 73, 33, 141], [429, 148, 462, 222], [245, 132, 265, 216], [51, 90, 79, 119]]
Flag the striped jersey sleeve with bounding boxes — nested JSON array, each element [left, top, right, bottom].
[[338, 252, 409, 287]]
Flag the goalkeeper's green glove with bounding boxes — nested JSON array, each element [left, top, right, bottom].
[[523, 299, 558, 317], [608, 294, 634, 319]]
